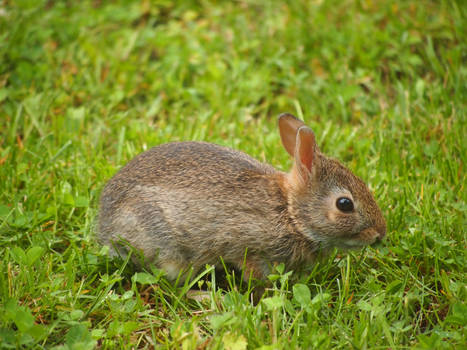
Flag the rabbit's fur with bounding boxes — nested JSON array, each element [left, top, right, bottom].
[[98, 114, 386, 280]]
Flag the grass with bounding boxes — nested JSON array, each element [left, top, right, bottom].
[[0, 0, 466, 348]]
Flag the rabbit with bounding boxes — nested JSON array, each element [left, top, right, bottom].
[[97, 113, 386, 281]]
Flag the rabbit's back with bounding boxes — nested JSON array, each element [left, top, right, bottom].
[[109, 141, 275, 186]]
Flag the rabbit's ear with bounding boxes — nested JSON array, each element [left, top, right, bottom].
[[291, 126, 318, 186], [278, 113, 306, 157]]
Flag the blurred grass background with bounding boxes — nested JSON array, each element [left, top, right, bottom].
[[0, 0, 465, 348]]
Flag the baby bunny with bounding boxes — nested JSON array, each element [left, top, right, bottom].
[[98, 113, 386, 280]]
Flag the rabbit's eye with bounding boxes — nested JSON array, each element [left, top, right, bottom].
[[336, 197, 354, 212]]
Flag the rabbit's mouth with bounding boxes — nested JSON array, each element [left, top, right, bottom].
[[335, 229, 381, 249]]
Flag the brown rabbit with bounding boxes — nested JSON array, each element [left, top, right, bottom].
[[98, 114, 386, 280]]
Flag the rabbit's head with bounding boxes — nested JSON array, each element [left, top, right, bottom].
[[279, 113, 386, 249]]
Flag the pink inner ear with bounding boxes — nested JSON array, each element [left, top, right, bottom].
[[297, 127, 316, 173], [300, 147, 314, 172]]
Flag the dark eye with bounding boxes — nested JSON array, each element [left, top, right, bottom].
[[336, 197, 354, 212]]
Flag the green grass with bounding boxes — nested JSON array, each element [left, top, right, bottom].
[[0, 0, 466, 348]]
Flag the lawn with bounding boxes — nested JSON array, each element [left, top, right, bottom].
[[0, 0, 466, 348]]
